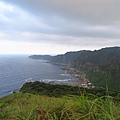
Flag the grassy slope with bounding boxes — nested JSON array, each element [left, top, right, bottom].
[[0, 92, 120, 120]]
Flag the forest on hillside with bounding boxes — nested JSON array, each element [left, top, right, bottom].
[[29, 47, 120, 90]]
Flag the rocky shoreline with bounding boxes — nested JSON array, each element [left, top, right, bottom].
[[12, 63, 95, 95], [50, 65, 95, 89]]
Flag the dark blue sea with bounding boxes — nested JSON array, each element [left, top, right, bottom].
[[0, 55, 71, 98]]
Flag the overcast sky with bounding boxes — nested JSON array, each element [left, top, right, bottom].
[[0, 0, 120, 55]]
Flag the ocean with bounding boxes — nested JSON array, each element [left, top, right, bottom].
[[0, 55, 72, 98]]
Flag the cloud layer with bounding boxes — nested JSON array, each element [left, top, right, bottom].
[[0, 0, 120, 54]]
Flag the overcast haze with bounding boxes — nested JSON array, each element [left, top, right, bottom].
[[0, 0, 120, 55]]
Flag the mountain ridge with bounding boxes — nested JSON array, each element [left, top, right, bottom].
[[29, 46, 120, 90]]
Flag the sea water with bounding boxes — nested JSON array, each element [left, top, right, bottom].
[[0, 55, 71, 97]]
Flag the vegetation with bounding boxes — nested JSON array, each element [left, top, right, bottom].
[[20, 81, 79, 97], [20, 81, 120, 100], [86, 59, 120, 90], [0, 86, 120, 120], [29, 55, 52, 60], [30, 47, 120, 90], [0, 47, 120, 119]]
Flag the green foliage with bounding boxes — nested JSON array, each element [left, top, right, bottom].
[[0, 101, 6, 108], [47, 47, 120, 91], [20, 81, 120, 101], [29, 47, 120, 90], [86, 60, 120, 90], [0, 92, 120, 120], [20, 81, 80, 97]]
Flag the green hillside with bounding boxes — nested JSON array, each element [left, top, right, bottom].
[[1, 48, 119, 119], [20, 81, 120, 99], [30, 47, 120, 90], [0, 82, 120, 120]]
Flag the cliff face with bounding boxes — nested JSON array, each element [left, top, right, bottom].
[[29, 47, 120, 90]]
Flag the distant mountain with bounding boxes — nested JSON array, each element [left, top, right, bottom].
[[51, 47, 120, 66], [29, 55, 52, 60], [29, 47, 120, 90]]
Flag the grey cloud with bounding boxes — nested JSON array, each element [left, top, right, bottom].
[[4, 0, 120, 37], [5, 0, 120, 25], [1, 0, 120, 49]]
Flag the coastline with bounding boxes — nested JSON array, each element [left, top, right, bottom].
[[47, 62, 95, 89]]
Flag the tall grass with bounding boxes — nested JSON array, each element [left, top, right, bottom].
[[0, 92, 120, 120]]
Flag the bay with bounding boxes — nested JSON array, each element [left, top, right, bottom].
[[0, 55, 71, 97]]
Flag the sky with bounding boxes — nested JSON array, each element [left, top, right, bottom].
[[0, 0, 120, 55]]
